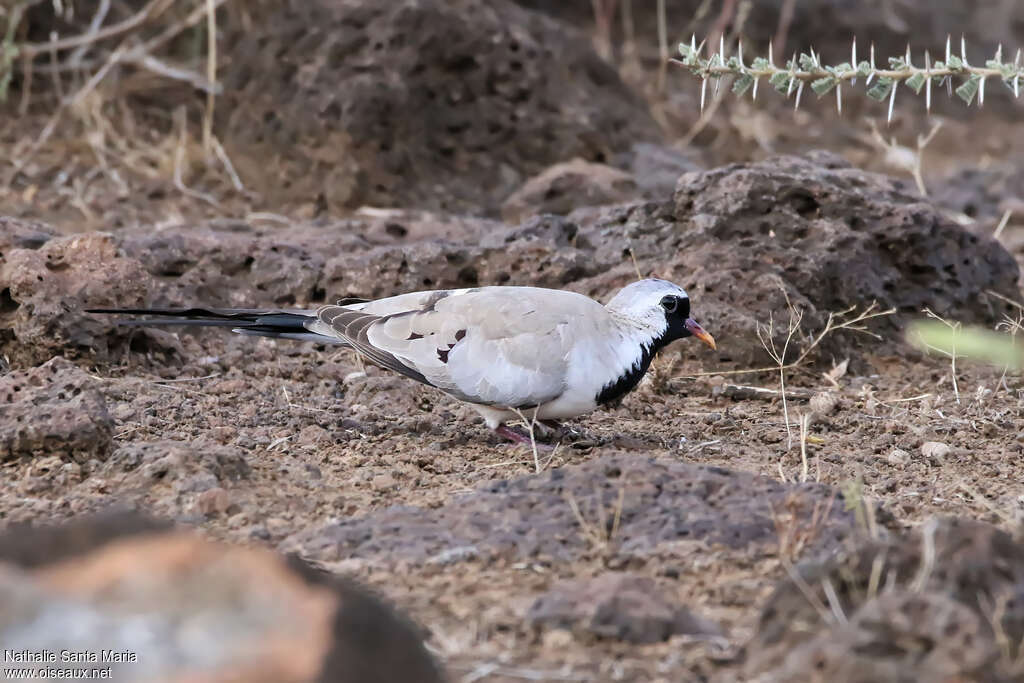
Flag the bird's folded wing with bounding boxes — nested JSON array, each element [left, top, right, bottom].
[[317, 288, 600, 407], [315, 306, 431, 385]]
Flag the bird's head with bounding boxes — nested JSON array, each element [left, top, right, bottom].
[[606, 279, 716, 350]]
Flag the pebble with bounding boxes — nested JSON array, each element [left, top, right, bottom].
[[921, 441, 951, 461], [887, 448, 911, 466], [809, 391, 839, 416], [541, 629, 575, 650], [371, 474, 398, 491], [196, 487, 231, 517]]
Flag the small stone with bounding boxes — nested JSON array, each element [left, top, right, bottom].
[[887, 448, 911, 466], [297, 425, 330, 446], [210, 426, 235, 443], [501, 159, 639, 223], [264, 517, 291, 536], [111, 403, 136, 421], [371, 474, 398, 492], [921, 441, 951, 461], [541, 628, 574, 650], [196, 487, 231, 517], [809, 391, 839, 416], [210, 378, 248, 395]]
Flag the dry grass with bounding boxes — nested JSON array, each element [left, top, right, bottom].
[[566, 485, 626, 557], [0, 0, 264, 226], [749, 285, 894, 459]]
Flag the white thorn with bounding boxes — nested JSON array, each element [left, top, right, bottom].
[[738, 39, 744, 68], [720, 34, 725, 62], [752, 77, 759, 100], [866, 71, 875, 86], [996, 44, 1003, 63], [768, 39, 774, 65], [700, 77, 707, 111], [905, 43, 911, 65], [691, 34, 697, 55], [795, 80, 804, 110], [1014, 75, 1020, 99], [946, 74, 952, 96], [961, 35, 968, 66], [1016, 48, 1022, 67], [870, 43, 876, 70], [836, 82, 842, 114], [979, 76, 986, 106], [852, 37, 857, 68], [887, 80, 898, 123], [925, 50, 932, 112], [945, 35, 951, 64]]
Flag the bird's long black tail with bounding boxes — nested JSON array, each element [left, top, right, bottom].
[[86, 307, 345, 344]]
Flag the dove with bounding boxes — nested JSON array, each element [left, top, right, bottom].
[[90, 279, 715, 444]]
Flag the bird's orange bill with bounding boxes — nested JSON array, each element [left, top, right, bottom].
[[685, 318, 716, 350]]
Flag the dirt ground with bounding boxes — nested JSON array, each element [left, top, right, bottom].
[[2, 1, 1024, 682]]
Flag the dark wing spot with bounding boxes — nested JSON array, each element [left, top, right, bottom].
[[407, 332, 424, 340], [454, 329, 466, 341], [336, 297, 370, 306], [437, 347, 450, 363]]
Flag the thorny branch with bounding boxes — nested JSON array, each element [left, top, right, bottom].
[[672, 35, 1024, 121]]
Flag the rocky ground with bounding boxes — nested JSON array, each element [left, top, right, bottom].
[[2, 1, 1024, 682]]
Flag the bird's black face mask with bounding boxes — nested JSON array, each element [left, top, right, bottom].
[[659, 295, 715, 349]]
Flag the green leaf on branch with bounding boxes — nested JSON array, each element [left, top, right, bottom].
[[956, 74, 980, 104], [769, 71, 791, 92], [811, 76, 837, 96], [866, 77, 894, 101], [732, 73, 755, 96], [905, 72, 927, 93]]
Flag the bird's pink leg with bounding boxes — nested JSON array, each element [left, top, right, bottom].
[[494, 425, 554, 451]]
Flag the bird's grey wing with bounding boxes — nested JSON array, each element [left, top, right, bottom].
[[349, 288, 601, 407], [314, 306, 431, 385]]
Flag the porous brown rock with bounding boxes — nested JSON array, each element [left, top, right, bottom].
[[574, 151, 1021, 368], [287, 454, 858, 566], [0, 357, 114, 463], [0, 512, 444, 683], [743, 517, 1024, 681], [0, 232, 152, 366], [101, 439, 252, 495], [220, 0, 662, 214]]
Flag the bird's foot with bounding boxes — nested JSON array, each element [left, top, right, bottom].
[[495, 425, 554, 451], [539, 419, 563, 433]]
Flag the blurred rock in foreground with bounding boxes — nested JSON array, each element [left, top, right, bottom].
[[0, 511, 444, 683]]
